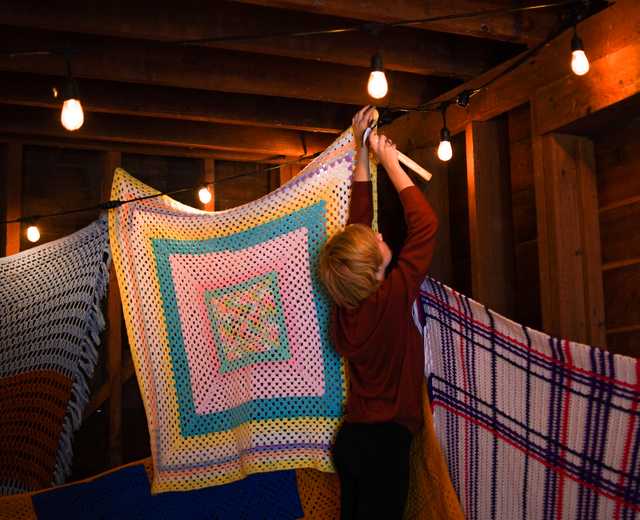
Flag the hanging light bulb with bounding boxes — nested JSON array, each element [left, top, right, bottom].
[[26, 223, 41, 243], [198, 186, 212, 205], [367, 53, 388, 99], [61, 99, 84, 131], [437, 129, 453, 162], [60, 56, 84, 131], [571, 28, 590, 76], [437, 104, 453, 162]]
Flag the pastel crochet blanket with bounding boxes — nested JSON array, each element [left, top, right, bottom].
[[0, 217, 110, 494], [416, 277, 640, 520], [108, 131, 355, 493]]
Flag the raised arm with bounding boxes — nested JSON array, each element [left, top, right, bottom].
[[370, 131, 438, 302], [347, 106, 376, 226]]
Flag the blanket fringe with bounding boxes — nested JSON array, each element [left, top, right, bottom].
[[52, 216, 111, 486]]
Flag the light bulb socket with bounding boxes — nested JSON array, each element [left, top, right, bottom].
[[456, 90, 471, 108], [571, 32, 584, 52], [61, 77, 80, 101], [370, 53, 384, 72], [440, 127, 451, 142]]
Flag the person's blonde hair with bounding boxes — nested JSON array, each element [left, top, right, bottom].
[[318, 224, 383, 309]]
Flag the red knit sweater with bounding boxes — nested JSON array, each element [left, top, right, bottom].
[[331, 181, 438, 433]]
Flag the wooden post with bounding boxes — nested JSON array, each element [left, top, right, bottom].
[[3, 143, 22, 256], [202, 158, 215, 211], [102, 150, 123, 467], [531, 132, 606, 346], [465, 120, 516, 316]]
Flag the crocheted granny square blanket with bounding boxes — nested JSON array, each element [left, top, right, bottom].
[[416, 277, 640, 520], [0, 217, 110, 494], [108, 131, 354, 493]]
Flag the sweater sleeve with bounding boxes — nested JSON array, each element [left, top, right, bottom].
[[347, 181, 373, 226], [386, 186, 438, 304]]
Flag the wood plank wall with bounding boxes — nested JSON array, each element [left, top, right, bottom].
[[448, 132, 472, 297], [595, 120, 640, 357], [507, 104, 542, 330]]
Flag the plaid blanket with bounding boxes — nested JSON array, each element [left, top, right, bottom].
[[416, 277, 640, 520]]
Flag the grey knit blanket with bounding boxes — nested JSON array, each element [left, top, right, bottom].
[[0, 216, 110, 494]]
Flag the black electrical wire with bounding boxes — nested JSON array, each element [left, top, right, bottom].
[[4, 0, 586, 58]]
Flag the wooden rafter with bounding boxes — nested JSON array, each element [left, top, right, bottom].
[[0, 106, 335, 156], [231, 0, 558, 45], [0, 72, 350, 134], [0, 1, 519, 78], [382, 0, 628, 149], [0, 27, 455, 107], [0, 134, 299, 163]]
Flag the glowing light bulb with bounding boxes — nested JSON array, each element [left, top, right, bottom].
[[571, 32, 589, 76], [26, 225, 41, 243], [367, 53, 388, 99], [437, 128, 453, 162], [61, 99, 84, 131], [368, 71, 388, 99], [198, 186, 212, 204], [571, 49, 589, 76]]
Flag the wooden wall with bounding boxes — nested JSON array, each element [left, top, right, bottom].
[[596, 120, 640, 357], [448, 132, 472, 297], [507, 105, 541, 330]]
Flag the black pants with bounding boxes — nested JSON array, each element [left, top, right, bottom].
[[332, 421, 412, 520]]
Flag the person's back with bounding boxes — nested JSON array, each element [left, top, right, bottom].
[[318, 106, 438, 520]]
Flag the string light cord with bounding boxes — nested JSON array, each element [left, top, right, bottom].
[[375, 6, 581, 128], [0, 152, 320, 225], [3, 0, 593, 58], [176, 0, 585, 46]]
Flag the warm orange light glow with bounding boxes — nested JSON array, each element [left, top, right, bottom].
[[61, 99, 84, 131]]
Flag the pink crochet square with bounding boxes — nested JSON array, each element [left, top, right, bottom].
[[169, 228, 325, 415]]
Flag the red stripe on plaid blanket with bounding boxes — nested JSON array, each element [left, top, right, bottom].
[[614, 358, 640, 520], [556, 339, 574, 520], [432, 401, 640, 513], [422, 292, 637, 390]]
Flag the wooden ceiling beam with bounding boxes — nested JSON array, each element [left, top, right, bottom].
[[231, 0, 558, 45], [0, 28, 455, 107], [0, 106, 335, 156], [0, 72, 349, 133], [0, 134, 298, 163], [381, 0, 631, 149], [0, 0, 516, 78]]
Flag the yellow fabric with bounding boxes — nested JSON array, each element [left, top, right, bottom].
[[404, 386, 465, 520], [0, 493, 36, 520]]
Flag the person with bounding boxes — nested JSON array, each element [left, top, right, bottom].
[[318, 106, 439, 520]]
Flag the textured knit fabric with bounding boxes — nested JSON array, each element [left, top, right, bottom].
[[416, 277, 640, 520], [332, 182, 438, 433], [0, 217, 110, 494], [108, 131, 357, 493], [31, 465, 302, 520]]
